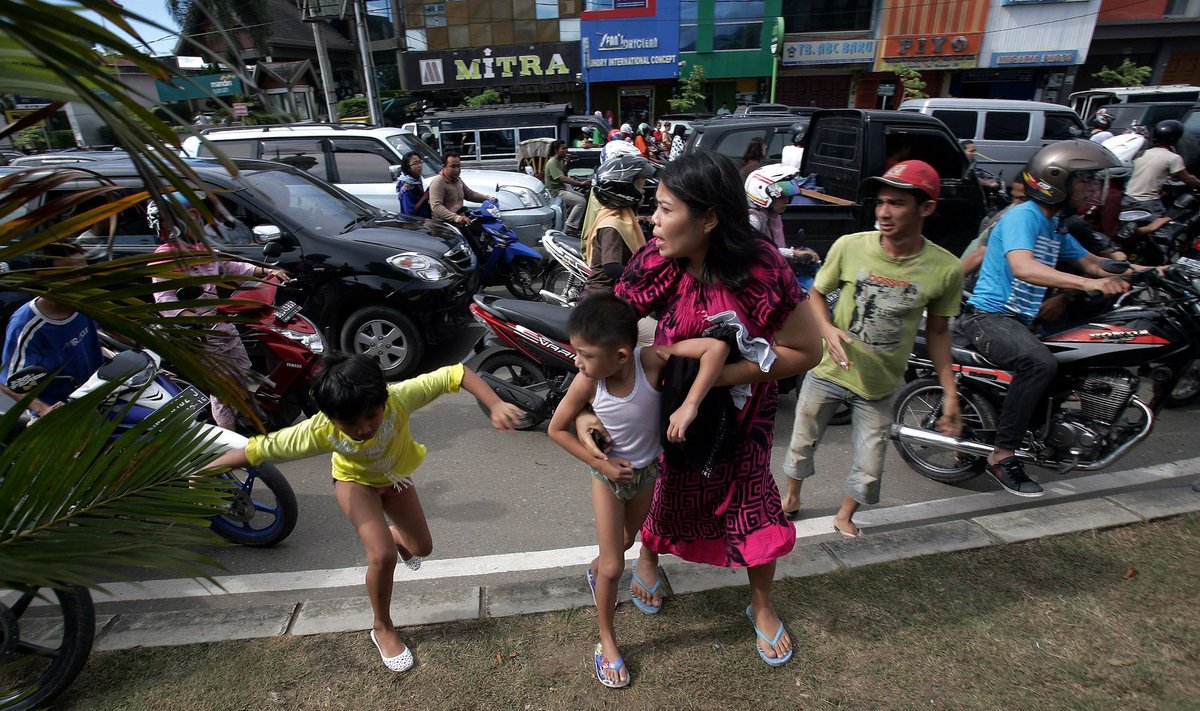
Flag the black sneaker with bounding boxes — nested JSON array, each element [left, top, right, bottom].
[[986, 457, 1044, 497]]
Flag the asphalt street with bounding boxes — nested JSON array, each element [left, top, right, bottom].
[[163, 321, 1200, 582]]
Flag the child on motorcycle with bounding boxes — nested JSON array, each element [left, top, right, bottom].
[[147, 193, 288, 429], [547, 292, 730, 689], [210, 352, 523, 673]]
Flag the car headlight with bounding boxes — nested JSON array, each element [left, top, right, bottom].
[[500, 185, 541, 208], [386, 252, 451, 281]]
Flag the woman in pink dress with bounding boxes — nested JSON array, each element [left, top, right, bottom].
[[580, 150, 822, 666]]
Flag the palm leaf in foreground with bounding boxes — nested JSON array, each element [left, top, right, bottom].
[[0, 378, 233, 591]]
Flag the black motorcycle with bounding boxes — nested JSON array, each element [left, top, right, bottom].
[[890, 260, 1200, 483]]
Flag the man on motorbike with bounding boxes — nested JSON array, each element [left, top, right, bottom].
[[959, 140, 1147, 497], [1088, 110, 1114, 144], [1123, 119, 1200, 236], [545, 139, 590, 237], [583, 154, 655, 294], [428, 151, 496, 228]]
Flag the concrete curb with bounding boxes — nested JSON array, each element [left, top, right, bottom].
[[80, 481, 1200, 651]]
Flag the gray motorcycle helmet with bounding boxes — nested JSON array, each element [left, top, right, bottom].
[[591, 154, 658, 208]]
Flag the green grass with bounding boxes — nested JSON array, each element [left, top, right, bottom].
[[58, 514, 1200, 710]]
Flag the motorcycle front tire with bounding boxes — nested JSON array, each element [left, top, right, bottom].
[[1165, 358, 1200, 407], [504, 256, 542, 300], [209, 462, 298, 547], [892, 377, 998, 484], [474, 351, 548, 430], [0, 585, 94, 711]]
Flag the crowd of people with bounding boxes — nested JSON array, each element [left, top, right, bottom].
[[6, 105, 1197, 689]]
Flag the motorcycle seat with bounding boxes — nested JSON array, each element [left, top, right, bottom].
[[488, 298, 573, 344], [547, 232, 583, 260], [912, 330, 1000, 368]]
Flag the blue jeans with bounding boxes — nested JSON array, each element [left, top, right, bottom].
[[783, 374, 893, 506]]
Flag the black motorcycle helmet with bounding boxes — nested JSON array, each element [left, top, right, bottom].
[[592, 154, 658, 208], [1152, 119, 1185, 147]]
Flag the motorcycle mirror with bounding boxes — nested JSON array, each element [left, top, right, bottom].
[[7, 365, 49, 394], [1099, 259, 1132, 275], [175, 285, 204, 301], [262, 242, 284, 260]]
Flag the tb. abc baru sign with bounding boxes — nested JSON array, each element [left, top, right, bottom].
[[581, 0, 681, 83]]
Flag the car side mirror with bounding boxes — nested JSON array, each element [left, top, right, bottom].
[[7, 366, 49, 394], [253, 224, 283, 244], [389, 164, 404, 181]]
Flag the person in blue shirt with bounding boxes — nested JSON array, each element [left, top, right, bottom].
[[959, 140, 1136, 498], [394, 151, 432, 218], [2, 243, 102, 416]]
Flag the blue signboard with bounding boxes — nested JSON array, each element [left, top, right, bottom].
[[990, 50, 1080, 68], [581, 0, 681, 82]]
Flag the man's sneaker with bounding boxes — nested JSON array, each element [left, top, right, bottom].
[[986, 457, 1044, 497]]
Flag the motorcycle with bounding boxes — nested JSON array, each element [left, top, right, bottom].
[[889, 260, 1200, 484], [1116, 183, 1200, 266], [538, 229, 590, 307], [0, 348, 298, 710], [466, 292, 576, 429], [458, 198, 545, 300]]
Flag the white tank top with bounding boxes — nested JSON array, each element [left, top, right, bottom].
[[592, 347, 662, 468]]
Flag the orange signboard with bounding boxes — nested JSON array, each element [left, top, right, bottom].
[[876, 32, 983, 71]]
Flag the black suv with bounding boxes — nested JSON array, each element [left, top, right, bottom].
[[683, 114, 809, 164], [20, 158, 477, 379]]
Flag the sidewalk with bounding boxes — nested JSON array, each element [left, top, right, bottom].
[[59, 459, 1200, 653]]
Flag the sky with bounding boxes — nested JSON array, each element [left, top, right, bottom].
[[89, 0, 183, 57]]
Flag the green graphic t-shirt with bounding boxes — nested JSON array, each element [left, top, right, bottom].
[[812, 231, 963, 400]]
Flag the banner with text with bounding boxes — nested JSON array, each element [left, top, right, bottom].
[[783, 38, 876, 67], [403, 42, 579, 91], [581, 0, 680, 83]]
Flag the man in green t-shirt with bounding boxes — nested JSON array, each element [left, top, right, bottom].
[[545, 139, 589, 236], [781, 160, 964, 537]]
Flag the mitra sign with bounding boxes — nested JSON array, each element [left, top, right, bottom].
[[404, 43, 577, 90]]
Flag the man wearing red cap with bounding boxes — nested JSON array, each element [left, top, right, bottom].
[[781, 160, 963, 536]]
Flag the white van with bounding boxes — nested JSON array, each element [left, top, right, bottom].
[[899, 98, 1086, 184], [1069, 85, 1200, 122]]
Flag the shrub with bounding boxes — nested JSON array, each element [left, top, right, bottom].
[[48, 129, 75, 149], [338, 97, 369, 117]]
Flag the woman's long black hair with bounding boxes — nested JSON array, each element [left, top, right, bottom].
[[657, 150, 764, 288], [401, 151, 423, 179]]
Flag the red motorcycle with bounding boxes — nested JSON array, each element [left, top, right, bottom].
[[890, 260, 1200, 483], [466, 293, 576, 429]]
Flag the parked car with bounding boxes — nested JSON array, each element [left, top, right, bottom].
[[1097, 101, 1195, 134], [0, 147, 26, 165], [13, 158, 479, 379], [655, 112, 713, 137], [682, 113, 811, 167], [899, 98, 1085, 183], [180, 124, 562, 249]]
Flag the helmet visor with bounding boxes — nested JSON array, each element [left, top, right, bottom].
[[1070, 170, 1109, 208]]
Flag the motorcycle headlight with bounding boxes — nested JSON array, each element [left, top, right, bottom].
[[499, 185, 540, 209], [269, 326, 326, 354], [386, 252, 451, 281]]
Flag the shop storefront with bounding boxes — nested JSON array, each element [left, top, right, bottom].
[[777, 34, 875, 108], [401, 42, 582, 107], [974, 0, 1100, 103], [581, 0, 681, 128]]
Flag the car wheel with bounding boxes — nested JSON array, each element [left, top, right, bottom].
[[340, 306, 425, 380]]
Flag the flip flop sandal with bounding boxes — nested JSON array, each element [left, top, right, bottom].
[[402, 555, 423, 571], [745, 605, 793, 667], [370, 629, 414, 673], [628, 564, 662, 615], [593, 642, 630, 689], [586, 567, 617, 610]]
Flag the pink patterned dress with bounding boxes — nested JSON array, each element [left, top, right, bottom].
[[616, 237, 804, 567]]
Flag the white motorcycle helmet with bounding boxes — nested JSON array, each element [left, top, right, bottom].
[[745, 164, 800, 209]]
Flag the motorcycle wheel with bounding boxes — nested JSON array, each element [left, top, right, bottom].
[[0, 585, 94, 711], [892, 377, 997, 484], [474, 352, 547, 430], [542, 266, 584, 306], [504, 257, 542, 300], [1166, 359, 1200, 407], [209, 462, 298, 547]]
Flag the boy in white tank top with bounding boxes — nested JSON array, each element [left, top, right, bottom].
[[548, 292, 729, 689]]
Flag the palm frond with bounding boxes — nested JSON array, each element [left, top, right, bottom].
[[0, 380, 234, 590]]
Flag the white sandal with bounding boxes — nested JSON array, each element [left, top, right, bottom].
[[370, 629, 414, 673]]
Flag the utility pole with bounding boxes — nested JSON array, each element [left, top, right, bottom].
[[353, 0, 382, 125], [301, 0, 342, 122]]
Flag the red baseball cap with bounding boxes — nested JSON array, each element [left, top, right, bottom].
[[861, 160, 941, 202]]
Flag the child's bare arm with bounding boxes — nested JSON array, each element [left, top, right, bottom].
[[654, 337, 732, 443], [460, 366, 523, 430], [209, 447, 250, 470], [549, 375, 634, 483]]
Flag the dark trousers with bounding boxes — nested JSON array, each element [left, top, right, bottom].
[[955, 312, 1057, 451]]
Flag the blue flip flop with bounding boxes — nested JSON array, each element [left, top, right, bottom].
[[745, 604, 793, 666], [593, 642, 630, 688], [629, 563, 662, 615], [587, 567, 617, 610]]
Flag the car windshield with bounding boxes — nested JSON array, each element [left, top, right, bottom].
[[386, 134, 441, 178], [240, 167, 374, 235]]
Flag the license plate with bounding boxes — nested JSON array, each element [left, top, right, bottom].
[[274, 301, 301, 322], [167, 386, 210, 419]]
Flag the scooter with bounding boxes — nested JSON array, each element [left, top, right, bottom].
[[466, 292, 576, 429], [538, 229, 589, 307], [459, 198, 545, 300], [0, 349, 297, 710]]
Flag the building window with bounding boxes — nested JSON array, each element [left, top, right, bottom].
[[405, 28, 428, 51], [424, 2, 446, 27], [536, 0, 559, 19], [560, 18, 580, 40], [681, 0, 697, 51], [782, 0, 872, 33], [1164, 0, 1200, 17]]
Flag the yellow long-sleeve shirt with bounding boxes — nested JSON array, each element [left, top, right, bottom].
[[245, 364, 464, 487]]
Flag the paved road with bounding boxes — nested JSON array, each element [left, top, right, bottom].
[[167, 321, 1200, 583]]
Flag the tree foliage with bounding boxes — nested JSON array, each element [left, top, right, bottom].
[[167, 0, 272, 64], [669, 63, 707, 113], [463, 88, 503, 107], [1093, 58, 1153, 87], [894, 63, 928, 101]]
